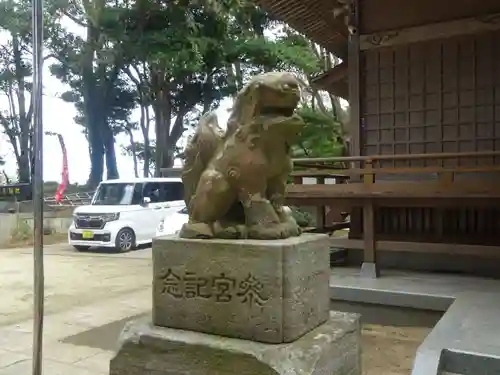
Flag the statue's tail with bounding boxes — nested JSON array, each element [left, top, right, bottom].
[[182, 111, 223, 208]]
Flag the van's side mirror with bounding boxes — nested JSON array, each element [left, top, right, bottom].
[[142, 196, 151, 205]]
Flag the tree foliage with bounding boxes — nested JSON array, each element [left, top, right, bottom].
[[292, 105, 344, 158], [0, 0, 38, 182], [0, 0, 65, 182], [0, 0, 346, 184]]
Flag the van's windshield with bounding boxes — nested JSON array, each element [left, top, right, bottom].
[[91, 183, 140, 206]]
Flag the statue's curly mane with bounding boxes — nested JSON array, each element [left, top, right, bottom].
[[225, 81, 260, 140], [182, 112, 223, 208]]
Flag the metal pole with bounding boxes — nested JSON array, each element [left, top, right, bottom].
[[31, 0, 44, 371]]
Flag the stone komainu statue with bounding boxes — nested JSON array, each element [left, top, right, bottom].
[[180, 72, 305, 240]]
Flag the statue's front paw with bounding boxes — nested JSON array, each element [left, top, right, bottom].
[[247, 223, 283, 240], [179, 222, 214, 239], [247, 222, 300, 240], [281, 221, 301, 238], [213, 222, 248, 239]]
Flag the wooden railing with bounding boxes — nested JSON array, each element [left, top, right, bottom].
[[292, 150, 500, 175], [290, 172, 350, 233], [287, 151, 500, 277]]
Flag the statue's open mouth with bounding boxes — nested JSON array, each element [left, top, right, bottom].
[[260, 106, 295, 117]]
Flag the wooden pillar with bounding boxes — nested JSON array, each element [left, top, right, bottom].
[[348, 0, 378, 278], [348, 0, 361, 173], [362, 201, 376, 261], [316, 176, 326, 230], [361, 160, 379, 278]]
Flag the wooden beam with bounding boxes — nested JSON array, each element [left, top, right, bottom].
[[329, 237, 500, 259], [348, 0, 361, 179], [292, 150, 500, 164], [360, 0, 500, 34], [310, 62, 349, 99], [291, 165, 500, 177], [286, 182, 500, 200], [312, 62, 348, 83], [360, 13, 500, 50]]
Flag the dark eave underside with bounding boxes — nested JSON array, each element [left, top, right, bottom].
[[254, 0, 349, 60], [310, 62, 348, 100]]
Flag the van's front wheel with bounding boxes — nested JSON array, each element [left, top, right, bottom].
[[115, 228, 136, 252]]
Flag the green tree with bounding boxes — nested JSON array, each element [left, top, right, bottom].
[[49, 0, 136, 186], [100, 0, 322, 174], [0, 0, 38, 182], [292, 105, 344, 158], [0, 0, 65, 182], [49, 0, 333, 183]]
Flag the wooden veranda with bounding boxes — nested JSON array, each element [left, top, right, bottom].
[[253, 0, 500, 277]]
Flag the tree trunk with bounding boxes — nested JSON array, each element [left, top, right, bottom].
[[87, 123, 104, 187], [154, 109, 174, 172], [2, 171, 9, 184], [82, 22, 103, 187], [153, 105, 186, 173], [152, 72, 173, 176], [143, 138, 151, 177], [103, 126, 119, 179], [12, 34, 32, 183], [126, 128, 139, 178], [139, 99, 151, 177]]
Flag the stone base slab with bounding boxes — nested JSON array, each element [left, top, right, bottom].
[[109, 312, 361, 375], [152, 234, 330, 343], [360, 262, 380, 279]]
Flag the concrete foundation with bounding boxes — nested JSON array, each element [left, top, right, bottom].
[[110, 312, 361, 375]]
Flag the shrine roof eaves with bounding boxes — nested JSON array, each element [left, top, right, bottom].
[[253, 0, 349, 60]]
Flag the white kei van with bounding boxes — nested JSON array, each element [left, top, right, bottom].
[[68, 177, 184, 252]]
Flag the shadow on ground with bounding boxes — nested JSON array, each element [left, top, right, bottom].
[[76, 243, 151, 255], [330, 301, 443, 327], [61, 313, 149, 351]]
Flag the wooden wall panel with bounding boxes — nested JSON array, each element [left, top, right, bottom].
[[351, 31, 500, 247], [350, 207, 500, 246], [360, 31, 500, 169], [360, 0, 500, 34]]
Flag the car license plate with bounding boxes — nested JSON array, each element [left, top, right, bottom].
[[82, 231, 94, 239]]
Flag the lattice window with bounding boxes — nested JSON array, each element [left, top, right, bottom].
[[360, 30, 500, 168]]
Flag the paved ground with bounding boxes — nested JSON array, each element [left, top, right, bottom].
[[0, 243, 438, 375], [0, 244, 153, 375]]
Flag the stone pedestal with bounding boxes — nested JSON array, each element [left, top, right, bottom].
[[110, 233, 362, 375], [110, 312, 361, 375], [152, 234, 331, 344]]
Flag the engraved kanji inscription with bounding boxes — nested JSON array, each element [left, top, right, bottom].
[[212, 273, 236, 302], [157, 269, 270, 304], [237, 273, 268, 307], [158, 268, 183, 298], [184, 272, 212, 298]]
